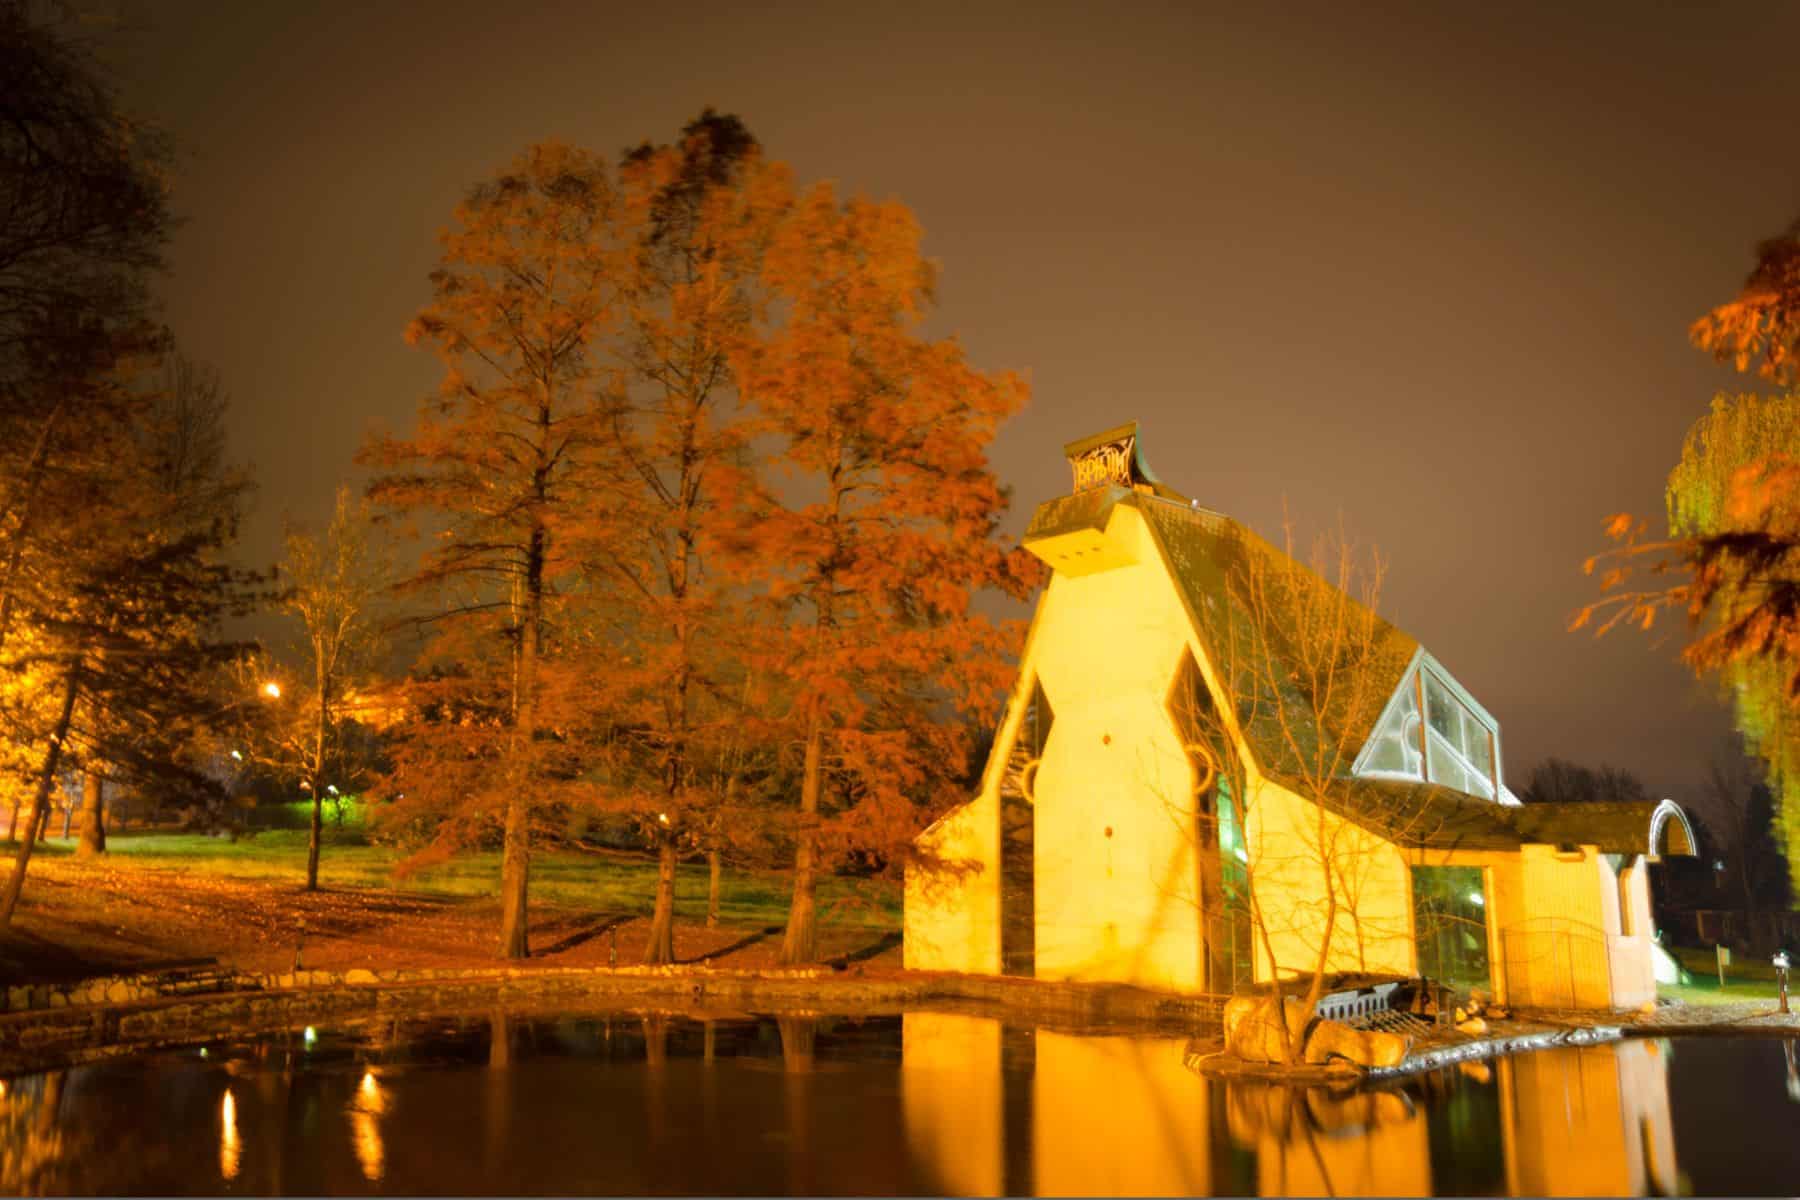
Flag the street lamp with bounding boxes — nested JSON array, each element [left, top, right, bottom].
[[261, 681, 282, 700]]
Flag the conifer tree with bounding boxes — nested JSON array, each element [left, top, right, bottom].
[[364, 142, 628, 958], [734, 186, 1037, 964], [565, 111, 784, 963]]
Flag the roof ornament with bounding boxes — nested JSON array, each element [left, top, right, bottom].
[[1063, 421, 1165, 494]]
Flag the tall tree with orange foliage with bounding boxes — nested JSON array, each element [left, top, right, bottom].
[[362, 142, 628, 958], [563, 111, 788, 964], [734, 186, 1039, 964]]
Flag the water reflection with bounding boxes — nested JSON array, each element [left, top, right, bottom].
[[901, 1013, 1689, 1198], [3, 1008, 1796, 1195], [350, 1071, 386, 1182], [219, 1088, 241, 1181]]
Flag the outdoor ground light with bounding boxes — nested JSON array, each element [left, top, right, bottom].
[[1775, 950, 1791, 1014]]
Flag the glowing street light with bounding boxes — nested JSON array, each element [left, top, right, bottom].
[[261, 681, 282, 700]]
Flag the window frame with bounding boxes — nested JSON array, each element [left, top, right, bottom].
[[1353, 651, 1504, 802]]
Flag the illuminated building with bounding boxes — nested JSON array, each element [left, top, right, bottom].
[[906, 423, 1695, 1008]]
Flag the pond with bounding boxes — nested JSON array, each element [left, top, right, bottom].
[[0, 1009, 1795, 1195]]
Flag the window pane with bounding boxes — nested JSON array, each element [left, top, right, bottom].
[[1425, 728, 1458, 790], [1365, 735, 1408, 773], [1425, 674, 1456, 742], [1413, 865, 1492, 993], [1463, 720, 1494, 786], [1359, 682, 1423, 779], [1423, 671, 1496, 799]]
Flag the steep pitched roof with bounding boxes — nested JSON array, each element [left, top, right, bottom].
[[1023, 478, 1415, 790], [1020, 428, 1695, 860], [1134, 494, 1419, 783]]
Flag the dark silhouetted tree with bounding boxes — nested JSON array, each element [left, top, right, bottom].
[[1516, 757, 1650, 806]]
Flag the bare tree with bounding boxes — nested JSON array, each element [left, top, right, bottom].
[[1517, 757, 1649, 805], [1167, 510, 1427, 1063], [1700, 738, 1787, 923], [273, 485, 389, 889]]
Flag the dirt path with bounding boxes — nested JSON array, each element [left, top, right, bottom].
[[0, 857, 902, 984]]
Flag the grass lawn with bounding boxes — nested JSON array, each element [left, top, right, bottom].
[[1661, 943, 1790, 1006], [19, 824, 900, 933]]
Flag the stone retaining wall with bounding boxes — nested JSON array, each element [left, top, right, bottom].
[[0, 963, 1231, 1075]]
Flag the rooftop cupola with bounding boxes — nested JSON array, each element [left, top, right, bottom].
[[1064, 421, 1164, 494], [1023, 421, 1188, 576]]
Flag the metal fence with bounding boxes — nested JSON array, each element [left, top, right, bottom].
[[1499, 918, 1614, 1011]]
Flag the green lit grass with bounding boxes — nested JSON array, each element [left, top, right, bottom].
[[17, 826, 899, 931], [1660, 944, 1789, 1005], [1659, 978, 1784, 1006]]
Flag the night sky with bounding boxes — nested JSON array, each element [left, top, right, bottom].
[[108, 0, 1800, 803]]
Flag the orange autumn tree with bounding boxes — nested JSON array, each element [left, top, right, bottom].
[[565, 111, 788, 964], [362, 142, 629, 959], [735, 186, 1040, 964]]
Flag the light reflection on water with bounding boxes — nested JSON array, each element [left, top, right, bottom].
[[218, 1088, 240, 1182], [0, 1010, 1794, 1195]]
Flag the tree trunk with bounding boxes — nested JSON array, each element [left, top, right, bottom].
[[488, 1010, 511, 1069], [306, 671, 327, 891], [643, 832, 678, 964], [497, 786, 531, 959], [706, 773, 737, 929], [780, 714, 824, 965], [6, 801, 15, 840], [1291, 815, 1340, 1065], [76, 766, 105, 856], [496, 394, 550, 961], [0, 665, 80, 928], [706, 849, 721, 928], [497, 513, 545, 960], [59, 802, 71, 839], [0, 400, 64, 660]]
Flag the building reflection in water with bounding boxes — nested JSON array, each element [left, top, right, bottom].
[[900, 1013, 1681, 1197]]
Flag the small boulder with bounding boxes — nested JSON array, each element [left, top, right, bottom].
[[1302, 1019, 1412, 1069], [1455, 1016, 1488, 1036], [1223, 995, 1310, 1064], [344, 969, 377, 985]]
